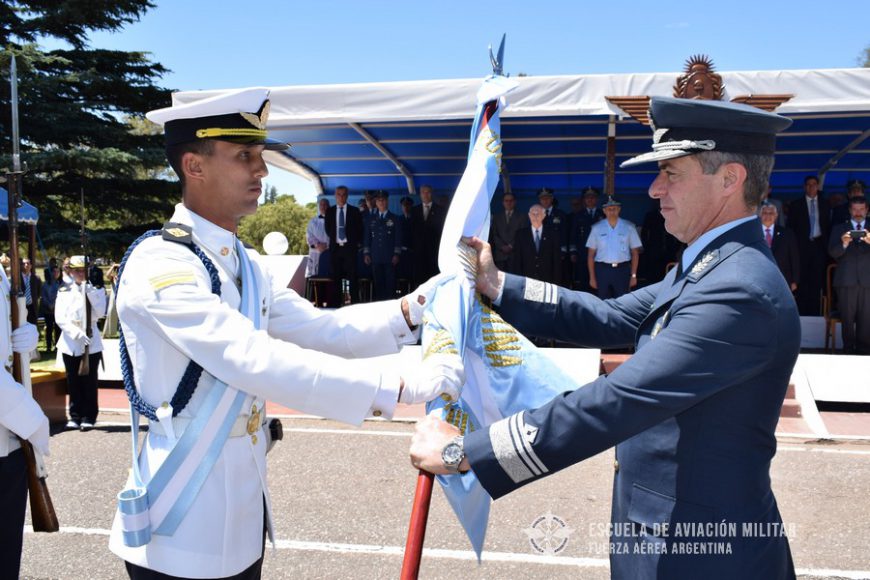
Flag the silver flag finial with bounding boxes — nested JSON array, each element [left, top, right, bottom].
[[488, 34, 506, 76]]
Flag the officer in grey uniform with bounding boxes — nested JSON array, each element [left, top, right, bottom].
[[363, 190, 402, 301], [412, 97, 799, 580]]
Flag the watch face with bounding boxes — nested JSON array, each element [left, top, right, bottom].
[[443, 443, 463, 465]]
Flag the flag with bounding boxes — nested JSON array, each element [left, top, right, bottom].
[[422, 74, 587, 556]]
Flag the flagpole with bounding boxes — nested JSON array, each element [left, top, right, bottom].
[[400, 470, 434, 579]]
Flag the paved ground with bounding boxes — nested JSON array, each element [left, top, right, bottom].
[[17, 410, 870, 580]]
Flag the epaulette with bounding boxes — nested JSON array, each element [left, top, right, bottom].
[[58, 284, 72, 293], [162, 222, 193, 246]]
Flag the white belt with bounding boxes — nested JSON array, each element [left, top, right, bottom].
[[148, 411, 266, 439]]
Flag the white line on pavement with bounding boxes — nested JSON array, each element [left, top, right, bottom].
[[28, 527, 870, 578]]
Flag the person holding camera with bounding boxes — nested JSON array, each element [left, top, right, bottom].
[[829, 195, 870, 354]]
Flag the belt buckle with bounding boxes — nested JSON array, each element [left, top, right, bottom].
[[611, 262, 619, 268]]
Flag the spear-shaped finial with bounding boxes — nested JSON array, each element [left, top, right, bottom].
[[488, 33, 506, 76]]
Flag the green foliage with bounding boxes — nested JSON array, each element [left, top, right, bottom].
[[0, 1, 174, 260], [863, 44, 870, 67], [238, 195, 314, 256]]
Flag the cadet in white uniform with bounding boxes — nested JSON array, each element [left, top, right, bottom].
[[108, 88, 463, 579], [55, 255, 108, 429], [0, 268, 47, 578], [305, 198, 330, 277]]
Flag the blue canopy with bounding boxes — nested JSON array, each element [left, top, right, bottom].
[[174, 68, 870, 222], [0, 187, 40, 224]]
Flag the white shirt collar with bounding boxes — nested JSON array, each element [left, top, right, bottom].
[[682, 216, 757, 273]]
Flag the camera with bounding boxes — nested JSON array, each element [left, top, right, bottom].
[[848, 230, 866, 241]]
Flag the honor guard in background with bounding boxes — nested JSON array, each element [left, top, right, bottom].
[[56, 255, 107, 430], [0, 267, 46, 578], [110, 88, 464, 580], [413, 97, 800, 579], [569, 187, 604, 289], [363, 190, 402, 301], [305, 198, 330, 278], [397, 196, 415, 287], [587, 197, 642, 298]]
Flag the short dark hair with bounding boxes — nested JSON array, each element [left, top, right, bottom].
[[694, 151, 775, 209], [804, 175, 820, 185], [848, 195, 867, 207], [166, 140, 215, 189]]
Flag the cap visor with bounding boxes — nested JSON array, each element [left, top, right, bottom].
[[620, 148, 692, 168]]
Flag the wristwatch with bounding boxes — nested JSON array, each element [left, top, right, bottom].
[[441, 436, 466, 473]]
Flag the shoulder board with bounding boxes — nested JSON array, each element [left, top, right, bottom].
[[687, 249, 720, 283], [162, 222, 193, 246], [58, 284, 72, 292]]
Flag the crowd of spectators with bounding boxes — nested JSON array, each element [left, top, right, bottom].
[[303, 178, 869, 354]]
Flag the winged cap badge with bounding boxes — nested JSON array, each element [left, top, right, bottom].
[[241, 100, 270, 130]]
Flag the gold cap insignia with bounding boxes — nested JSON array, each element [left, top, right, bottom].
[[241, 100, 270, 130]]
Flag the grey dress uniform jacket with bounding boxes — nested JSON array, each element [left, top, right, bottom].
[[466, 219, 799, 579]]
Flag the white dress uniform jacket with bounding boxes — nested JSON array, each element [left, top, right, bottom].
[[54, 281, 108, 356], [0, 269, 46, 458], [305, 214, 329, 277], [109, 204, 417, 578]]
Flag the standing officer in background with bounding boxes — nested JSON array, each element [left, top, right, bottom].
[[511, 204, 561, 284], [110, 88, 464, 579], [569, 186, 604, 289], [0, 267, 46, 578], [305, 198, 330, 279], [397, 196, 415, 289], [56, 255, 107, 430], [490, 192, 526, 274], [364, 190, 402, 301], [20, 257, 41, 324], [828, 195, 870, 354], [325, 185, 363, 306], [412, 97, 799, 579], [788, 175, 830, 315], [587, 197, 642, 298], [411, 184, 444, 286], [760, 202, 800, 293]]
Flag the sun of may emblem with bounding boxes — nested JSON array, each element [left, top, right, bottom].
[[523, 512, 574, 555]]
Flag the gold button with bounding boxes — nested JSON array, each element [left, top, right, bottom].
[[613, 460, 620, 472], [220, 247, 230, 256], [161, 401, 169, 409], [372, 410, 382, 417], [251, 434, 258, 445]]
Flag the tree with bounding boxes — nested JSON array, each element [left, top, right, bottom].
[[263, 184, 278, 204], [238, 195, 314, 256], [0, 1, 174, 261], [863, 44, 870, 67]]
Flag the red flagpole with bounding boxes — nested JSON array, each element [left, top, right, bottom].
[[400, 470, 435, 579]]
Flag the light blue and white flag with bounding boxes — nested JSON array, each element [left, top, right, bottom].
[[422, 74, 586, 556]]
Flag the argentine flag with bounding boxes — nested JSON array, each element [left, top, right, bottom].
[[422, 75, 586, 556]]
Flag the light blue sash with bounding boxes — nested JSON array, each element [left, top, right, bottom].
[[119, 240, 262, 547]]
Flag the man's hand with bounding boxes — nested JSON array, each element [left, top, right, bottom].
[[364, 255, 372, 265], [461, 236, 503, 300], [589, 276, 598, 290], [391, 255, 400, 266], [69, 327, 91, 346], [402, 273, 452, 328], [410, 412, 463, 474], [629, 275, 638, 289], [841, 232, 853, 247], [399, 353, 464, 405], [11, 323, 38, 354], [28, 415, 50, 457]]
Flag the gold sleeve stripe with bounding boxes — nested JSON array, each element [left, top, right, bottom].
[[149, 271, 196, 291]]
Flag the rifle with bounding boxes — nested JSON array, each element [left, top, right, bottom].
[[6, 54, 59, 532], [77, 187, 90, 376]]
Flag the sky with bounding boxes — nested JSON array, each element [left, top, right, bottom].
[[83, 0, 870, 205]]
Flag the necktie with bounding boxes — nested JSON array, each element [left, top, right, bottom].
[[809, 199, 817, 240], [534, 229, 541, 252], [23, 275, 31, 305], [506, 211, 512, 222], [857, 222, 864, 231], [424, 205, 430, 221], [588, 209, 594, 216], [765, 228, 773, 248], [338, 206, 346, 240]]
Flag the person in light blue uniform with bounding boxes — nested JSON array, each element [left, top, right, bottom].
[[363, 190, 402, 301], [412, 96, 799, 580], [586, 197, 642, 298]]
